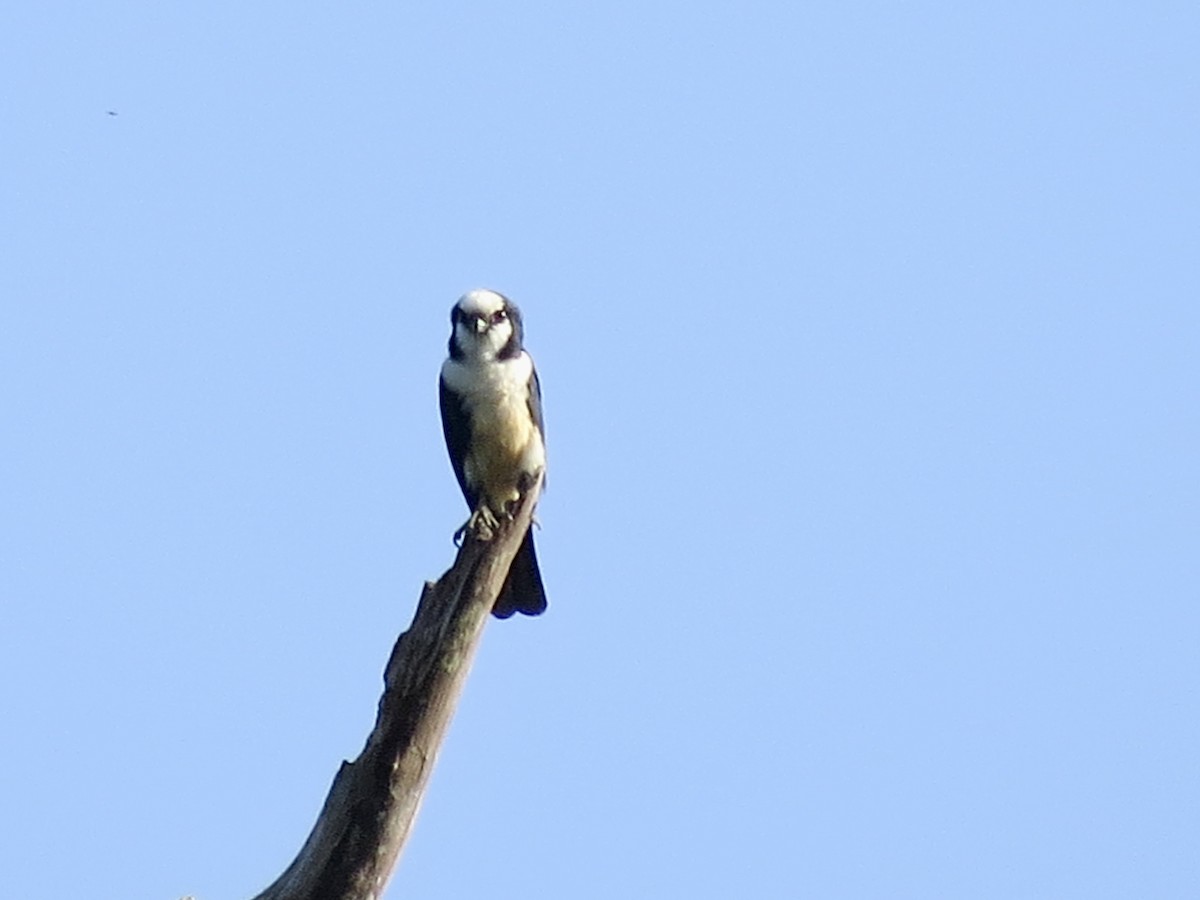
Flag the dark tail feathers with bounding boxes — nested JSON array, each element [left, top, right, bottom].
[[492, 528, 547, 618]]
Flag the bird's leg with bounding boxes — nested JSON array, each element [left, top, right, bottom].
[[456, 469, 544, 544], [513, 468, 545, 526]]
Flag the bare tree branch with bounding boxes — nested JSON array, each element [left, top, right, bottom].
[[250, 477, 542, 900]]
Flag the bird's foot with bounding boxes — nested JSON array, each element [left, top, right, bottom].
[[454, 505, 501, 545]]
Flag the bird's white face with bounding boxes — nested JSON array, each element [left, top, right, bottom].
[[453, 289, 516, 362]]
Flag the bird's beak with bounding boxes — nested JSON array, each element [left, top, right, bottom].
[[471, 315, 489, 334]]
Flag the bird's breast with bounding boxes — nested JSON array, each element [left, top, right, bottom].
[[471, 396, 537, 456]]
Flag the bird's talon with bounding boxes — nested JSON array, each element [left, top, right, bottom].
[[456, 505, 501, 543]]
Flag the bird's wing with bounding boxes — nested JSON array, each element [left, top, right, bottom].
[[439, 375, 477, 508], [527, 360, 545, 440]]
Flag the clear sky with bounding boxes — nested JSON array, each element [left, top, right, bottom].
[[1, 3, 1197, 898]]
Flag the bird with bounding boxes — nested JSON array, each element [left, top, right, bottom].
[[439, 289, 548, 618]]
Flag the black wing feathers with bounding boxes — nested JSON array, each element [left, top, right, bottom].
[[438, 376, 478, 508], [526, 364, 545, 441]]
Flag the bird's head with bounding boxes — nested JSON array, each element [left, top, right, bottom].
[[448, 289, 525, 362]]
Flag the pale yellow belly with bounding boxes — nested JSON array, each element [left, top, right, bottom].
[[465, 401, 539, 509]]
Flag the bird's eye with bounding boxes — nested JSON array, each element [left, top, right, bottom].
[[491, 310, 508, 324]]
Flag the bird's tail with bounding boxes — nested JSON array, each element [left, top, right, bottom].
[[492, 528, 548, 618]]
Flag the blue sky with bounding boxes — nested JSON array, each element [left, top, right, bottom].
[[1, 3, 1197, 898]]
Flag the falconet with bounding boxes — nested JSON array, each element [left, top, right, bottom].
[[439, 289, 548, 618]]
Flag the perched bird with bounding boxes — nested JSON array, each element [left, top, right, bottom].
[[439, 289, 548, 618]]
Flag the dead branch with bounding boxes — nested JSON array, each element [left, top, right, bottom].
[[250, 477, 542, 900]]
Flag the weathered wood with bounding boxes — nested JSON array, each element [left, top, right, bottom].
[[250, 478, 542, 900]]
